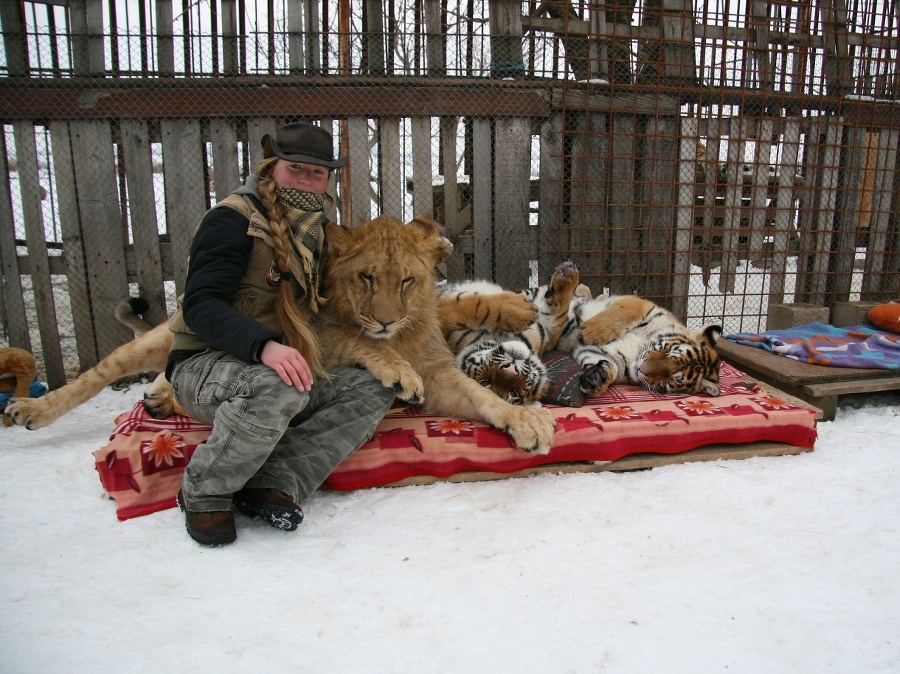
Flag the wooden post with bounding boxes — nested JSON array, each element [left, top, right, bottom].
[[717, 118, 751, 294], [12, 122, 65, 387], [246, 118, 277, 169], [767, 119, 802, 303], [119, 120, 167, 327], [749, 0, 774, 100], [0, 1, 27, 76], [0, 126, 30, 349], [347, 116, 372, 226], [493, 117, 533, 288], [745, 119, 775, 271], [472, 118, 493, 280], [672, 117, 700, 320], [364, 0, 386, 76], [66, 120, 133, 362], [488, 0, 525, 78], [537, 113, 565, 286], [642, 114, 678, 303], [155, 0, 175, 77], [69, 0, 105, 76], [221, 0, 239, 75], [696, 123, 722, 287], [377, 117, 403, 219], [160, 119, 208, 296], [796, 117, 842, 305], [304, 0, 322, 74], [411, 117, 434, 223], [861, 129, 900, 298], [828, 125, 867, 303], [208, 119, 241, 201], [287, 1, 305, 74], [338, 0, 352, 226], [49, 122, 96, 373], [822, 0, 853, 97], [605, 0, 638, 83], [608, 114, 636, 295], [637, 0, 698, 87], [568, 111, 611, 292], [424, 0, 445, 77], [440, 116, 464, 280]]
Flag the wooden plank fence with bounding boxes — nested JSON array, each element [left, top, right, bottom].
[[4, 105, 900, 383], [1, 0, 899, 384]]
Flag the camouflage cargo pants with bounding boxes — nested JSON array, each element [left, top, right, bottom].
[[170, 350, 395, 512]]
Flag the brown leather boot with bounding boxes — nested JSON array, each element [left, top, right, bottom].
[[177, 490, 236, 546], [234, 487, 304, 531]]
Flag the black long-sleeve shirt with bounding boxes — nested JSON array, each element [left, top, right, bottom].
[[166, 200, 283, 378]]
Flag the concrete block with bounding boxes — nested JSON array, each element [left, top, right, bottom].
[[766, 303, 830, 330], [831, 301, 881, 328]]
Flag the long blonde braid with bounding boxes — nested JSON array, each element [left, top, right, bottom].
[[256, 159, 326, 377]]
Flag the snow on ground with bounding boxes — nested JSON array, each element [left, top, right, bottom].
[[1, 383, 899, 673]]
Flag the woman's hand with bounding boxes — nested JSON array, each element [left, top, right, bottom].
[[260, 340, 313, 391]]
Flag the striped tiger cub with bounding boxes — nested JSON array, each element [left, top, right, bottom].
[[437, 260, 581, 405], [555, 294, 722, 398]]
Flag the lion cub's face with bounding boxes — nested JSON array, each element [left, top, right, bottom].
[[324, 215, 446, 340]]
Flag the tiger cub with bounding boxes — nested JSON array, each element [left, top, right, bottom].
[[437, 260, 581, 405], [554, 294, 722, 398]]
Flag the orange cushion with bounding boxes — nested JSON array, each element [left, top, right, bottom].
[[867, 303, 900, 334]]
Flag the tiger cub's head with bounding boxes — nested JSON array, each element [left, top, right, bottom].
[[457, 337, 549, 406], [635, 325, 722, 396]]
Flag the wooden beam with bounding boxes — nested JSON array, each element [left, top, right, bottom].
[[0, 82, 550, 119]]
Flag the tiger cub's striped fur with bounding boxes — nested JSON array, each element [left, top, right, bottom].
[[437, 260, 581, 405], [554, 294, 722, 398]]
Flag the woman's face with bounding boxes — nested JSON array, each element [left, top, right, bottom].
[[271, 160, 330, 195]]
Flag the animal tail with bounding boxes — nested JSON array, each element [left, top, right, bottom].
[[115, 297, 156, 336]]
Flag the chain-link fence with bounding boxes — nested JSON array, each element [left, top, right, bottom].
[[1, 0, 898, 386]]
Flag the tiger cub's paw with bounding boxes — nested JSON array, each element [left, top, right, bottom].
[[544, 259, 581, 310], [496, 293, 539, 332], [580, 317, 623, 346], [579, 362, 614, 397], [551, 259, 580, 289]]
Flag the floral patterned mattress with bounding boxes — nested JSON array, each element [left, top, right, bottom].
[[93, 363, 817, 520]]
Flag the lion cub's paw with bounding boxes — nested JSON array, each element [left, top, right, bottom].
[[384, 369, 425, 405], [436, 236, 454, 263], [506, 406, 555, 455], [4, 398, 51, 431], [142, 374, 181, 419]]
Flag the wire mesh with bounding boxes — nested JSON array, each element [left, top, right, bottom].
[[1, 0, 898, 385]]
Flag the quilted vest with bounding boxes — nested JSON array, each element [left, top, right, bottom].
[[168, 193, 309, 353]]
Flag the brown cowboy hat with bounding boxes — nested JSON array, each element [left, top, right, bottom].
[[261, 122, 348, 169]]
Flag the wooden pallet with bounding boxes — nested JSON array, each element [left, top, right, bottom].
[[716, 338, 900, 421]]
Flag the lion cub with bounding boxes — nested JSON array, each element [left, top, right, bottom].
[[315, 215, 556, 454]]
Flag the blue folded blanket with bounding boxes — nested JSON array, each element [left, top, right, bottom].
[[727, 322, 900, 369], [0, 379, 48, 406]]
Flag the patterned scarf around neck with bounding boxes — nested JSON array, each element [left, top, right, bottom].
[[272, 186, 328, 312]]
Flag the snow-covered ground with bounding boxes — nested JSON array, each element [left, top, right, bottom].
[[1, 383, 898, 673]]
